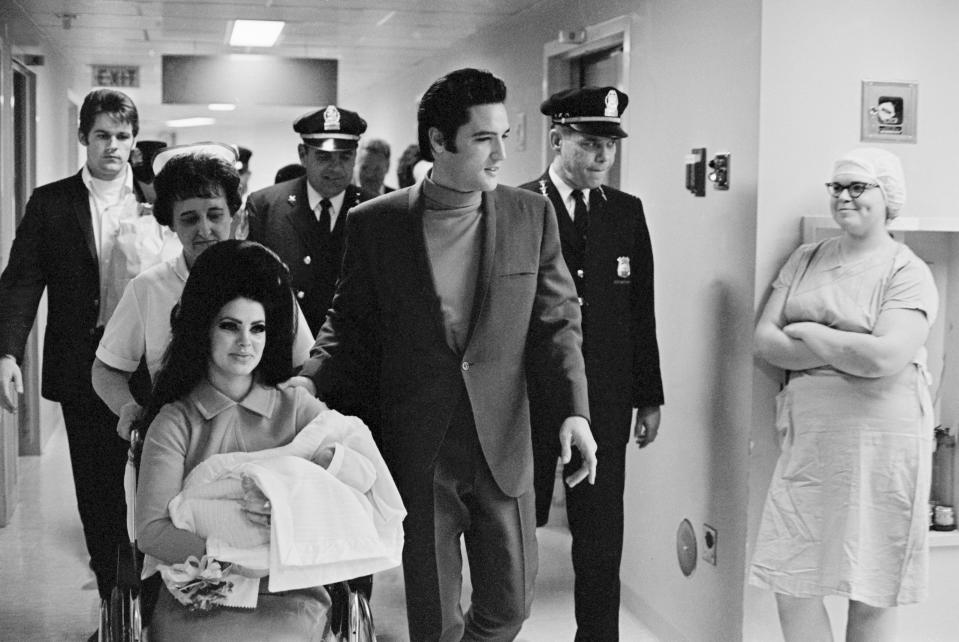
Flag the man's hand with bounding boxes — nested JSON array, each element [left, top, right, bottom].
[[280, 375, 317, 397], [116, 400, 143, 441], [634, 406, 661, 449], [0, 356, 23, 413], [559, 415, 597, 487]]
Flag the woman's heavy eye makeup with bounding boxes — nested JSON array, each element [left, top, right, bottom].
[[217, 319, 239, 332], [215, 318, 266, 333]]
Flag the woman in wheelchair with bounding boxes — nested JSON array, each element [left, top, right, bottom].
[[135, 240, 404, 640]]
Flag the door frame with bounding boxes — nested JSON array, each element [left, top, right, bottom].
[[8, 59, 41, 456]]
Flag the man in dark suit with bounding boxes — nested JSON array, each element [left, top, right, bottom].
[[288, 68, 598, 641], [0, 89, 140, 625], [520, 86, 664, 641], [246, 107, 373, 334], [355, 137, 395, 195]]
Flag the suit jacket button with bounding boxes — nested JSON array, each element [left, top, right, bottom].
[[576, 269, 584, 278], [303, 256, 311, 265], [93, 298, 100, 307], [297, 290, 305, 299], [461, 361, 471, 371], [89, 328, 96, 336]]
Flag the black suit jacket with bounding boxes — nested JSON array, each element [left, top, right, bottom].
[[0, 172, 106, 402], [246, 178, 373, 334], [519, 173, 663, 447], [300, 182, 590, 497]]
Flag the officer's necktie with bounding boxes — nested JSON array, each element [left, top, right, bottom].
[[318, 198, 332, 237], [571, 189, 588, 242]]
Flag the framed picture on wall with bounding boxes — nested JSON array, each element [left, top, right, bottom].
[[861, 80, 918, 143]]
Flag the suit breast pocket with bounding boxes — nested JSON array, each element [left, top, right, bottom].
[[499, 269, 536, 279], [496, 271, 537, 303], [499, 254, 538, 277]]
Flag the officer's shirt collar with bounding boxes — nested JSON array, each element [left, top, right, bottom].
[[549, 165, 590, 217], [306, 182, 346, 225]]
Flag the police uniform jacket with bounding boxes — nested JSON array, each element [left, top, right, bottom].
[[0, 172, 116, 401], [246, 177, 372, 334], [519, 173, 663, 447]]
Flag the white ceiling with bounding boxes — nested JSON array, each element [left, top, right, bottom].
[[9, 0, 543, 129]]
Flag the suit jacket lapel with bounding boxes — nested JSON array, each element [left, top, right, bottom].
[[462, 189, 497, 351], [333, 185, 362, 237], [540, 173, 582, 251], [406, 183, 452, 350], [69, 172, 98, 266], [284, 178, 318, 241]]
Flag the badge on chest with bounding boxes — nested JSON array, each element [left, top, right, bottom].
[[616, 256, 631, 279]]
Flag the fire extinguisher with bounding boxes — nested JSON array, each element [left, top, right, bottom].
[[931, 426, 956, 529]]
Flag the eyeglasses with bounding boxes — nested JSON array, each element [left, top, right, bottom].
[[824, 182, 880, 199]]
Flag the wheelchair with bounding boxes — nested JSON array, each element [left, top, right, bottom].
[[98, 428, 376, 641], [99, 427, 145, 642]]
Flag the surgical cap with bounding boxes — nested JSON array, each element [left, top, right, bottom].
[[831, 147, 906, 218]]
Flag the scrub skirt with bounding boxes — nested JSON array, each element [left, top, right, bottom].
[[749, 364, 932, 607]]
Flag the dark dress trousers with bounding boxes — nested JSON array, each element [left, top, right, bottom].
[[0, 171, 129, 599], [300, 182, 590, 640], [246, 177, 373, 335], [519, 172, 664, 641]]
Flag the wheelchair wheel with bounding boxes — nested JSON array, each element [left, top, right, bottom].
[[325, 582, 375, 642], [106, 584, 142, 642], [98, 599, 110, 642]]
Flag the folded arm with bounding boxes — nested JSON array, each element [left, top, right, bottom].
[[784, 307, 929, 378], [754, 286, 829, 371]]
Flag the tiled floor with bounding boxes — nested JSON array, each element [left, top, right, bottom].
[[0, 425, 658, 641]]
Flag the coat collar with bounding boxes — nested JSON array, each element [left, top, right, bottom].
[[285, 177, 318, 240], [469, 189, 497, 349], [538, 171, 584, 251], [190, 379, 277, 420], [68, 171, 98, 265]]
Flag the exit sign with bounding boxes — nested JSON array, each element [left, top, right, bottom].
[[92, 65, 139, 88]]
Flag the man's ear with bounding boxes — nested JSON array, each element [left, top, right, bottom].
[[428, 127, 446, 156], [78, 129, 88, 147], [297, 144, 308, 163], [549, 128, 563, 152]]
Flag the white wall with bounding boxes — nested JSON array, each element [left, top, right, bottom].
[[748, 1, 959, 639], [343, 1, 762, 639]]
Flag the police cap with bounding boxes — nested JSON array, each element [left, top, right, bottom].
[[293, 106, 367, 151], [541, 86, 629, 138]]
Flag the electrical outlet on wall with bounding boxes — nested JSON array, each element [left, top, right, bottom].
[[703, 524, 717, 566]]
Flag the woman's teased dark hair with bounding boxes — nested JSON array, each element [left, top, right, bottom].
[[138, 240, 296, 429], [153, 153, 242, 227]]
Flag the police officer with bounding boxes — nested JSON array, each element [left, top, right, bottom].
[[247, 106, 374, 334], [519, 86, 664, 641]]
